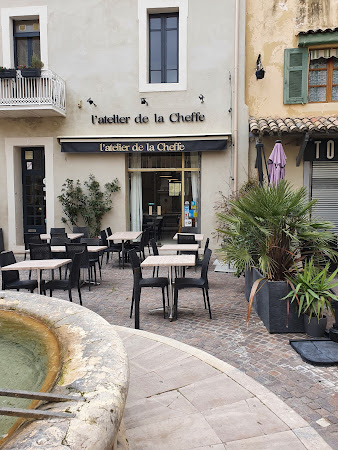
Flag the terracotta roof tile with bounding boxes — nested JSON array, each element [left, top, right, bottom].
[[249, 116, 338, 135]]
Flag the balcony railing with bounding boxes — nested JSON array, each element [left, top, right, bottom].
[[0, 69, 66, 117]]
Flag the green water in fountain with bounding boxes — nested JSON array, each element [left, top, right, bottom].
[[0, 312, 50, 441]]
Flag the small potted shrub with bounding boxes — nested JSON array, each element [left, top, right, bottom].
[[20, 55, 44, 78], [284, 258, 338, 337], [0, 66, 16, 78]]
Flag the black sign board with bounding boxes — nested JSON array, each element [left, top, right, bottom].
[[61, 139, 227, 154], [304, 139, 338, 162]]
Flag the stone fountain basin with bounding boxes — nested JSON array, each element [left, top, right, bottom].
[[0, 290, 129, 450]]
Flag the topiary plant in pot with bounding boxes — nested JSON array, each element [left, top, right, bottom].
[[283, 258, 338, 337]]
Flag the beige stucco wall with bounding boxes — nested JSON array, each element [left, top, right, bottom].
[[246, 0, 338, 119], [246, 0, 338, 186], [0, 0, 248, 249]]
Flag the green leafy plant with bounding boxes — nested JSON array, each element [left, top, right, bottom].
[[283, 257, 338, 322], [58, 174, 120, 237], [31, 55, 44, 69], [217, 180, 338, 281]]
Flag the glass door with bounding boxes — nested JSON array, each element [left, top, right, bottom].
[[21, 148, 46, 234], [128, 152, 200, 237]]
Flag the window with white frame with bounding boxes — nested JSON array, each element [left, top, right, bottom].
[[1, 6, 48, 69], [14, 19, 40, 68], [138, 0, 187, 92]]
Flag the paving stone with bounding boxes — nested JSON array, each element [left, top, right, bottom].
[[4, 255, 337, 449]]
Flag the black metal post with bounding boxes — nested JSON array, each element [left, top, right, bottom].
[[256, 142, 264, 186]]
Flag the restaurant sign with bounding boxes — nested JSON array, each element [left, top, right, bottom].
[[61, 139, 227, 154], [304, 139, 338, 162]]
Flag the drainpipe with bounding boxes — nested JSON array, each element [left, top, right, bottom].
[[233, 0, 240, 194]]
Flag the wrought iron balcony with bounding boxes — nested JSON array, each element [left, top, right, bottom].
[[0, 69, 66, 117]]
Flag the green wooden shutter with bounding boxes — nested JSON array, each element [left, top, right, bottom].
[[283, 48, 308, 104]]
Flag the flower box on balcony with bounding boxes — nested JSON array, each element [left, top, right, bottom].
[[0, 69, 17, 78], [21, 68, 41, 78]]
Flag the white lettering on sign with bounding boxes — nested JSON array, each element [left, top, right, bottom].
[[314, 140, 336, 160], [327, 140, 335, 159], [315, 141, 321, 159]]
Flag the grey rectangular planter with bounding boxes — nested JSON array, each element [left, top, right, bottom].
[[0, 69, 16, 78], [250, 267, 305, 334]]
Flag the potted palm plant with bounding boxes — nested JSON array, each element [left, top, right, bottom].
[[217, 180, 338, 333], [283, 258, 338, 337]]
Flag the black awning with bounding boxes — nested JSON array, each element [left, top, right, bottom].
[[61, 139, 227, 154]]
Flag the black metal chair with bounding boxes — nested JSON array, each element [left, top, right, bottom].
[[80, 237, 103, 279], [177, 233, 198, 276], [196, 238, 210, 268], [0, 251, 38, 292], [173, 248, 212, 320], [100, 230, 122, 265], [128, 231, 146, 261], [0, 228, 4, 253], [50, 234, 68, 243], [106, 227, 112, 237], [150, 238, 160, 277], [129, 249, 169, 328], [50, 227, 66, 234], [180, 226, 198, 234], [24, 233, 42, 260], [73, 226, 89, 238], [41, 251, 83, 305], [29, 243, 56, 283], [66, 243, 96, 290]]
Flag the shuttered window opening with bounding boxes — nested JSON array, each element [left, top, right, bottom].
[[311, 162, 338, 234]]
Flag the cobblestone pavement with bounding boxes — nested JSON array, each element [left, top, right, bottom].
[[7, 254, 338, 448]]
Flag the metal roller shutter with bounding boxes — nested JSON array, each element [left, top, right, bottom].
[[312, 162, 338, 234]]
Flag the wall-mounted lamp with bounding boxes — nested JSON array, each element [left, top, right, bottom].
[[77, 100, 82, 108], [199, 94, 205, 103], [255, 54, 265, 79], [87, 97, 97, 106], [141, 97, 148, 106]]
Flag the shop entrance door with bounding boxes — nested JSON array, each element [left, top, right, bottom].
[[21, 148, 46, 234], [128, 152, 200, 238], [142, 171, 182, 239]]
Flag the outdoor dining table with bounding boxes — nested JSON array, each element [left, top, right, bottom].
[[1, 259, 71, 295], [173, 233, 204, 242], [40, 233, 84, 242], [140, 254, 195, 328], [107, 231, 142, 269]]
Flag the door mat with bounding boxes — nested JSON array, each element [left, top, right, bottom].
[[290, 339, 338, 365]]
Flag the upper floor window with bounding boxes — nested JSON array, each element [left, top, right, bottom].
[[308, 54, 338, 103], [14, 19, 40, 68], [149, 13, 178, 83], [138, 0, 187, 92]]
